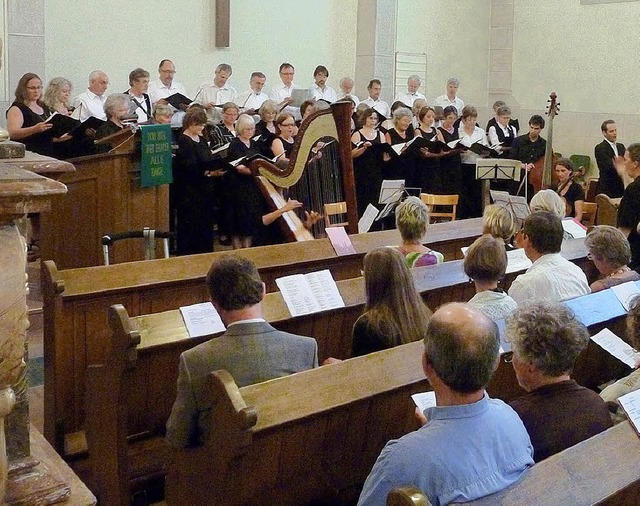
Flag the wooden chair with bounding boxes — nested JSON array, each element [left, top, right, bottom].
[[324, 201, 348, 228], [581, 202, 598, 227], [585, 177, 599, 202], [420, 193, 458, 223], [595, 194, 621, 226]]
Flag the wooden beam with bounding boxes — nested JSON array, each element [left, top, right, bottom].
[[215, 0, 230, 48]]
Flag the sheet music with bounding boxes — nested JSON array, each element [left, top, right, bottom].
[[591, 328, 640, 369], [411, 391, 437, 412], [505, 248, 532, 274], [561, 218, 587, 239], [325, 226, 356, 256], [358, 204, 379, 233], [461, 246, 469, 256], [617, 389, 640, 435], [611, 281, 640, 311], [379, 180, 405, 204], [276, 270, 345, 317], [290, 88, 309, 107], [179, 302, 226, 338]]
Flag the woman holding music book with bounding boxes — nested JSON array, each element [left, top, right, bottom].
[[395, 196, 444, 268], [209, 102, 239, 150], [415, 106, 446, 194], [351, 107, 387, 218], [6, 73, 56, 156], [438, 105, 463, 202], [554, 158, 584, 222], [601, 296, 640, 423], [43, 77, 74, 116], [457, 105, 488, 218], [385, 107, 419, 188], [173, 107, 226, 255], [352, 247, 432, 357]]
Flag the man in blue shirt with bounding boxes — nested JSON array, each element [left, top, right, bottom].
[[358, 303, 534, 506]]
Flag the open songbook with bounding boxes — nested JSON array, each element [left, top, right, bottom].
[[165, 92, 194, 109], [179, 302, 226, 338], [458, 137, 500, 157], [617, 389, 640, 436], [229, 151, 284, 168], [211, 142, 230, 158], [275, 270, 345, 317], [46, 112, 106, 138], [590, 327, 640, 369]]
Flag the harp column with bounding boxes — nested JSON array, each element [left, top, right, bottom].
[[354, 0, 397, 105]]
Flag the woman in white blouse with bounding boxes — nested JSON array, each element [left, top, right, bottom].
[[457, 105, 488, 218]]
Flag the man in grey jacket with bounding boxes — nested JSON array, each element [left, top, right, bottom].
[[166, 254, 318, 448]]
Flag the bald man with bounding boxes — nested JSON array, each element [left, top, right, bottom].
[[358, 303, 533, 506]]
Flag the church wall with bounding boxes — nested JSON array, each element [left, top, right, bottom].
[[40, 0, 357, 103]]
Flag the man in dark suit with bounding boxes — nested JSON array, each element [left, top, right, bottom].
[[595, 120, 626, 198], [166, 254, 318, 448]]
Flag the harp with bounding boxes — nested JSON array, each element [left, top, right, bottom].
[[250, 101, 358, 241]]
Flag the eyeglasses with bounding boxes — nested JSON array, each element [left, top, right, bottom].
[[503, 351, 514, 364], [27, 86, 43, 90], [280, 122, 295, 127], [160, 69, 176, 74]]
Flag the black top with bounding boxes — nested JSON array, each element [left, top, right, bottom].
[[352, 130, 384, 217], [8, 101, 54, 156], [352, 313, 396, 357], [595, 140, 626, 198], [95, 120, 123, 140], [510, 133, 546, 164], [210, 123, 236, 151], [173, 134, 222, 187], [509, 380, 612, 462], [255, 120, 277, 157], [557, 181, 585, 218], [618, 176, 640, 270], [275, 136, 296, 158]]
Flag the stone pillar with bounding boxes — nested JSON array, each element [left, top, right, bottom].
[[354, 0, 397, 104], [489, 0, 519, 112], [0, 165, 68, 504]]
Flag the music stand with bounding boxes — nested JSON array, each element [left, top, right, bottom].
[[476, 159, 522, 212], [490, 190, 530, 229], [375, 180, 411, 226]]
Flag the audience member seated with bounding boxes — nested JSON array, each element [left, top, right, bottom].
[[308, 65, 338, 102], [555, 158, 585, 221], [615, 143, 640, 270], [357, 303, 533, 506], [43, 77, 74, 115], [6, 73, 55, 156], [125, 67, 152, 123], [508, 211, 590, 305], [507, 301, 613, 462], [482, 204, 517, 250], [352, 247, 432, 357], [529, 188, 577, 241], [601, 295, 640, 423], [73, 70, 109, 121], [172, 107, 225, 255], [166, 254, 318, 448], [95, 94, 132, 141], [464, 234, 517, 321], [395, 197, 444, 268], [585, 225, 640, 292]]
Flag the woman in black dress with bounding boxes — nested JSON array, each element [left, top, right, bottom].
[[384, 106, 418, 187], [555, 158, 585, 222], [6, 73, 55, 156], [271, 112, 297, 162], [173, 107, 226, 255], [437, 105, 463, 204], [255, 100, 277, 156], [351, 107, 387, 217], [415, 106, 445, 194]]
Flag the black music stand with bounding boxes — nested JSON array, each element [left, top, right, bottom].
[[490, 190, 530, 229], [476, 159, 522, 212]]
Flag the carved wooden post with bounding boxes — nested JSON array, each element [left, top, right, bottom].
[[0, 165, 67, 503]]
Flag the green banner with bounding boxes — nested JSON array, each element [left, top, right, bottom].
[[140, 124, 173, 187]]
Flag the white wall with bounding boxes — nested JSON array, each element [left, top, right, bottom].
[[43, 0, 357, 100], [396, 0, 491, 108]]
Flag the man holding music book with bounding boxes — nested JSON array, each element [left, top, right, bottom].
[[166, 255, 318, 448]]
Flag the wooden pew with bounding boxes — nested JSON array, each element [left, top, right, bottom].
[[386, 423, 640, 506], [41, 218, 484, 447]]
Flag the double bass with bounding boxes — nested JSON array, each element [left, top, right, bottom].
[[529, 92, 560, 193]]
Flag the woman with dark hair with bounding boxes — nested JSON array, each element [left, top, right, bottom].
[[173, 107, 226, 255], [352, 247, 432, 356], [6, 73, 55, 156], [554, 158, 584, 221], [271, 112, 297, 163], [438, 105, 463, 201], [351, 107, 387, 217], [415, 106, 445, 193]]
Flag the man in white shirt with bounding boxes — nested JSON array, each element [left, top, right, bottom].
[[235, 72, 269, 114], [269, 62, 300, 120], [395, 75, 426, 107], [337, 77, 359, 106], [148, 59, 187, 127], [361, 79, 390, 118], [509, 211, 590, 305], [196, 63, 237, 123], [73, 70, 109, 121], [433, 77, 464, 115], [308, 65, 338, 103]]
